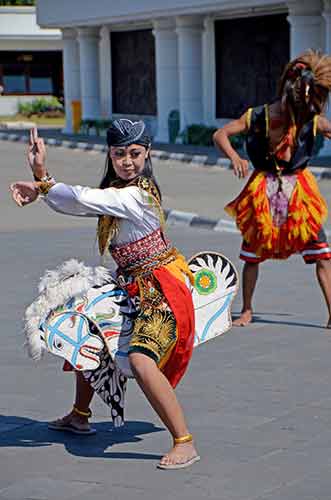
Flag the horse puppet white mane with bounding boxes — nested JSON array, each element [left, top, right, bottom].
[[24, 259, 112, 361]]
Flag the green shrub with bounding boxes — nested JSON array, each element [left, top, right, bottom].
[[229, 133, 246, 151], [168, 110, 180, 143], [0, 0, 35, 5], [18, 97, 63, 117], [80, 119, 112, 136], [181, 124, 217, 146], [18, 101, 33, 116], [180, 124, 246, 150]]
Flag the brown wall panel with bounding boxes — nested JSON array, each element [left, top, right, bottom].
[[215, 14, 289, 118], [111, 29, 156, 115]]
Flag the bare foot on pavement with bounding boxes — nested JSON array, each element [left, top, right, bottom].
[[233, 310, 253, 326]]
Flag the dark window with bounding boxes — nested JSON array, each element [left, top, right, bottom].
[[2, 64, 26, 93], [0, 51, 63, 96], [111, 30, 157, 115], [29, 64, 53, 93], [215, 14, 290, 118]]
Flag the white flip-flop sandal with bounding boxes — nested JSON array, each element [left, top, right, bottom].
[[48, 421, 96, 435], [157, 455, 200, 470]]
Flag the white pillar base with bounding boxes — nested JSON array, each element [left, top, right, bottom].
[[202, 17, 216, 125], [62, 28, 80, 134], [153, 18, 179, 143], [176, 15, 204, 132], [320, 8, 331, 156], [77, 27, 101, 120], [99, 25, 112, 118], [287, 0, 323, 57]]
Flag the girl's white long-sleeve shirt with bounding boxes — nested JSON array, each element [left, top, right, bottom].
[[44, 183, 160, 245]]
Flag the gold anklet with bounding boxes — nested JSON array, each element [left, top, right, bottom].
[[73, 406, 92, 418], [174, 433, 193, 445]]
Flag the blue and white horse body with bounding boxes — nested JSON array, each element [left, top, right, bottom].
[[25, 252, 238, 377]]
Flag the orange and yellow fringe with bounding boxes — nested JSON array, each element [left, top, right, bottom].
[[225, 169, 327, 260]]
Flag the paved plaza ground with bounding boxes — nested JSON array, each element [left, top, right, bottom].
[[1, 141, 331, 499]]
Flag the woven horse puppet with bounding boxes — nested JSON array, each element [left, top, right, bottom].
[[24, 252, 238, 377]]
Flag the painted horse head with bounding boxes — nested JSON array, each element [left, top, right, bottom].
[[40, 310, 104, 371], [24, 259, 135, 374]]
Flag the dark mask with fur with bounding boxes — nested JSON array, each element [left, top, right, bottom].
[[279, 50, 331, 118]]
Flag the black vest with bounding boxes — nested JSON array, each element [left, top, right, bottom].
[[245, 104, 317, 174]]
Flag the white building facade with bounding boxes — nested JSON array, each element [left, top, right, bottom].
[[0, 6, 62, 115], [37, 0, 331, 144]]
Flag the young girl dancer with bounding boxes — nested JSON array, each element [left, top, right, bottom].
[[11, 119, 200, 470]]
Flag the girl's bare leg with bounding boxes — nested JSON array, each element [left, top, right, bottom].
[[129, 352, 199, 467], [233, 262, 259, 326], [315, 259, 331, 328], [74, 371, 95, 412], [49, 372, 94, 430]]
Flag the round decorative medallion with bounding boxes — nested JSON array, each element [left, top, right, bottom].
[[194, 269, 217, 295]]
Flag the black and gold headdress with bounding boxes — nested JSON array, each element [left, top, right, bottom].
[[97, 119, 155, 256]]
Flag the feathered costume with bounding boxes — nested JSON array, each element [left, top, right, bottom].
[[226, 50, 331, 263]]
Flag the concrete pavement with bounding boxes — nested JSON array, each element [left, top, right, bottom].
[[1, 125, 331, 173], [3, 137, 331, 234], [2, 141, 331, 499]]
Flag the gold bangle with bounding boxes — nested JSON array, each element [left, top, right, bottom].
[[37, 180, 54, 195], [73, 406, 92, 418], [174, 433, 193, 445], [33, 172, 53, 182]]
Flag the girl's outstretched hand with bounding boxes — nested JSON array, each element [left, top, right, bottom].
[[10, 181, 39, 207], [28, 127, 47, 180]]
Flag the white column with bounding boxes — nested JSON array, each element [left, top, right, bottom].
[[323, 1, 331, 54], [77, 27, 101, 120], [287, 0, 323, 58], [202, 16, 216, 124], [176, 15, 204, 131], [153, 18, 179, 143], [99, 25, 112, 118], [324, 13, 331, 53], [61, 28, 80, 133], [321, 0, 331, 154]]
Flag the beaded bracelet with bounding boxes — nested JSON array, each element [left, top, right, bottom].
[[37, 180, 55, 195], [33, 173, 55, 183]]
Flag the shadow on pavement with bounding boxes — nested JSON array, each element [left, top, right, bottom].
[[232, 312, 324, 329], [0, 415, 164, 460], [253, 318, 325, 329]]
